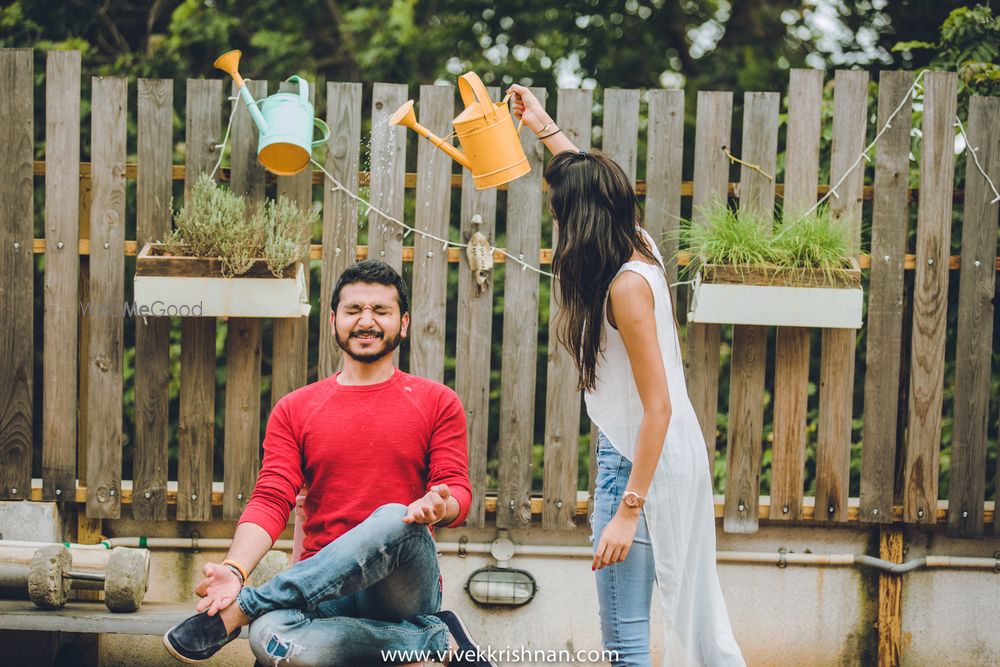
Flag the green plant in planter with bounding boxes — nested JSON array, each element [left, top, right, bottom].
[[164, 173, 315, 278], [678, 202, 855, 285]]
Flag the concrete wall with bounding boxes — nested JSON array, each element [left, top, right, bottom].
[[4, 505, 999, 666]]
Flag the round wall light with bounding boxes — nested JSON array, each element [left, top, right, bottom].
[[465, 567, 537, 607]]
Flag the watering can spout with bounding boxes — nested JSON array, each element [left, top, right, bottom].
[[214, 50, 268, 135], [390, 100, 472, 171]]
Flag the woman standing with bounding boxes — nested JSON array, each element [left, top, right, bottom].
[[508, 84, 745, 667]]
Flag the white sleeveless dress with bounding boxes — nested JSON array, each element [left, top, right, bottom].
[[584, 232, 745, 667]]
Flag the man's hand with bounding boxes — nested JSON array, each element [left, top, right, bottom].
[[403, 484, 452, 525], [193, 562, 243, 616]]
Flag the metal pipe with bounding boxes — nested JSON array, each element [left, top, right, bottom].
[[8, 539, 995, 574]]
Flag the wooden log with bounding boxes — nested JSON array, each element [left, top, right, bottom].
[[724, 91, 778, 534], [685, 91, 732, 463], [860, 71, 914, 525], [815, 70, 868, 524], [455, 86, 500, 528], [223, 80, 267, 521], [948, 95, 999, 538], [367, 83, 408, 272], [86, 77, 127, 519], [318, 83, 362, 379], [903, 72, 957, 525], [543, 89, 592, 530], [409, 85, 454, 383], [272, 83, 315, 405], [132, 78, 173, 521], [42, 50, 81, 503], [0, 49, 34, 502], [645, 89, 685, 305], [496, 87, 546, 530], [176, 79, 221, 523]]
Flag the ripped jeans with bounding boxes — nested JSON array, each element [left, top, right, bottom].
[[237, 503, 449, 666]]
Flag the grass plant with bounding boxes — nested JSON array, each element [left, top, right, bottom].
[[164, 174, 315, 277]]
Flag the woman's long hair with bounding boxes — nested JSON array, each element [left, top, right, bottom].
[[545, 150, 660, 392]]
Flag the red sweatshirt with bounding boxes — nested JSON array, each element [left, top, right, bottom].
[[238, 369, 471, 561]]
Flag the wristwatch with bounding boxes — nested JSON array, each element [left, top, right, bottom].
[[622, 491, 645, 509]]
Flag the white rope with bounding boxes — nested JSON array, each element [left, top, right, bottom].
[[954, 116, 1000, 205], [210, 81, 248, 180]]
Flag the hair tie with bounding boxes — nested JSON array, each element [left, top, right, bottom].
[[578, 150, 588, 158]]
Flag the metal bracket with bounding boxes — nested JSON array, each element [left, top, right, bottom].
[[778, 547, 788, 569], [458, 535, 468, 558]]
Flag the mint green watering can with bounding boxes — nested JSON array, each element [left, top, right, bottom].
[[214, 50, 330, 176]]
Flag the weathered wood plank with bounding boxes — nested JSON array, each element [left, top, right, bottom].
[[409, 85, 454, 383], [948, 95, 998, 537], [903, 72, 957, 525], [497, 87, 546, 530], [860, 71, 914, 525], [272, 83, 315, 405], [0, 49, 34, 502], [815, 70, 868, 524], [86, 77, 127, 519], [724, 91, 778, 534], [223, 80, 267, 521], [602, 88, 640, 182], [131, 78, 173, 520], [685, 91, 732, 463], [877, 526, 904, 666], [176, 79, 221, 522], [41, 50, 81, 503], [455, 86, 500, 528], [318, 83, 363, 379], [367, 83, 408, 272], [770, 69, 822, 522], [645, 89, 685, 305], [544, 88, 593, 530]]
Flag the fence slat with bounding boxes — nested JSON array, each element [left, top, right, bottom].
[[410, 85, 454, 382], [319, 83, 362, 379], [724, 91, 778, 534], [223, 80, 267, 521], [272, 83, 315, 405], [903, 72, 958, 525], [368, 83, 408, 272], [860, 71, 914, 525], [686, 91, 732, 463], [456, 87, 500, 528], [132, 78, 173, 520], [815, 70, 868, 524], [0, 49, 33, 502], [770, 69, 822, 521], [645, 89, 685, 304], [86, 77, 127, 519], [176, 79, 221, 522], [497, 87, 546, 529], [545, 89, 592, 530], [949, 98, 998, 536], [41, 50, 80, 503], [603, 89, 640, 182]]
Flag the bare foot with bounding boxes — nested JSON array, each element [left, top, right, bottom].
[[218, 601, 250, 634]]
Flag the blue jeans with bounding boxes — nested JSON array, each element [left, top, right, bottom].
[[237, 503, 449, 666], [592, 433, 655, 667]]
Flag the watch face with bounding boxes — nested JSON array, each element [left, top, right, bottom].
[[624, 494, 640, 508]]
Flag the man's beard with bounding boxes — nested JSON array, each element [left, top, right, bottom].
[[334, 327, 403, 363]]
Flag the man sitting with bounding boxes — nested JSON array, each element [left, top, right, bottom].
[[164, 259, 494, 666]]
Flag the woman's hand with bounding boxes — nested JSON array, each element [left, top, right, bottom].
[[592, 508, 640, 570], [194, 562, 243, 616], [506, 84, 553, 135]]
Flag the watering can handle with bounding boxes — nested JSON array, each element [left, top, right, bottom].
[[312, 118, 331, 148], [458, 72, 499, 123], [287, 75, 309, 106], [501, 92, 525, 136]]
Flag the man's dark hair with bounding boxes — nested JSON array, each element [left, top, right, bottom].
[[330, 259, 410, 314]]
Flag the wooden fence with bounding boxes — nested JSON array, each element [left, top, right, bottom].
[[1, 48, 998, 538]]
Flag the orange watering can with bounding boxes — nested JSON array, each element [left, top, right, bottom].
[[391, 72, 530, 190]]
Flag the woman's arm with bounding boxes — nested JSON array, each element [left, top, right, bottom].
[[592, 271, 672, 570], [506, 84, 578, 155]]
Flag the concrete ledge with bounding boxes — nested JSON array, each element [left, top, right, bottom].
[[0, 600, 247, 637]]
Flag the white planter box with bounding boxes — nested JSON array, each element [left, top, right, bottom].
[[133, 243, 310, 318], [687, 264, 863, 329]]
